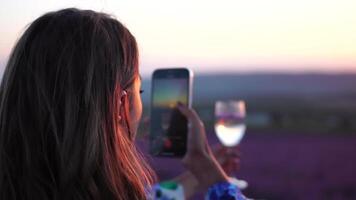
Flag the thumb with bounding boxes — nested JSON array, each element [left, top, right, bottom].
[[176, 103, 207, 154]]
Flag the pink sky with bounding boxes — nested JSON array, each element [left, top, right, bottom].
[[1, 0, 356, 76]]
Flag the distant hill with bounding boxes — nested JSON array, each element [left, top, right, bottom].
[[141, 73, 356, 133], [141, 73, 356, 106], [0, 60, 6, 80]]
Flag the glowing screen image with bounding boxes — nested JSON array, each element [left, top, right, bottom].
[[152, 78, 188, 108], [150, 77, 188, 156]]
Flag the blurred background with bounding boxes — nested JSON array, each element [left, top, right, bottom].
[[1, 0, 356, 199]]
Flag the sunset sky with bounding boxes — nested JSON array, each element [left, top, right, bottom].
[[0, 0, 355, 76]]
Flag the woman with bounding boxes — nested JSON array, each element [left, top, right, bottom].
[[0, 8, 243, 199]]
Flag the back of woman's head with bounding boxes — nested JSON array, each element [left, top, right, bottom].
[[0, 8, 154, 200]]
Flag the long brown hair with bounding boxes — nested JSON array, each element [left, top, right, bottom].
[[0, 8, 155, 199]]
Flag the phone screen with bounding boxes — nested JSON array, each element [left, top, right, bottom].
[[150, 69, 190, 157]]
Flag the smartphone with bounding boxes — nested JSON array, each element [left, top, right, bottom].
[[149, 68, 193, 157]]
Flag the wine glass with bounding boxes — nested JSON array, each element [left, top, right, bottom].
[[215, 100, 248, 189]]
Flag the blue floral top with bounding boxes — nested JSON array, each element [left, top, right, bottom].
[[148, 181, 245, 200]]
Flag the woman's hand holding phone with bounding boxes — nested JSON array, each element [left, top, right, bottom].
[[176, 103, 229, 189]]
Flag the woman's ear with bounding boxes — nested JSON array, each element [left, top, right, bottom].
[[118, 90, 127, 121]]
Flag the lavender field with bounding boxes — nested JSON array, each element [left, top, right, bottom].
[[137, 133, 356, 200], [138, 74, 356, 199]]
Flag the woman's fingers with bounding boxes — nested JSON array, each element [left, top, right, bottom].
[[176, 103, 202, 127], [211, 145, 242, 174], [176, 103, 206, 152]]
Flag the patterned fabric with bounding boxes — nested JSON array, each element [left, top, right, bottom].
[[148, 181, 245, 200], [205, 182, 245, 200], [148, 181, 185, 200]]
